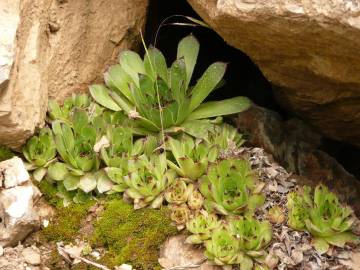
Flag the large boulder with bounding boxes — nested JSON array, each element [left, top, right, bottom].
[[0, 0, 149, 149], [187, 0, 360, 146]]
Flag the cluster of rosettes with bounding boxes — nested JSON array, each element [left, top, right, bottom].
[[22, 31, 359, 269]]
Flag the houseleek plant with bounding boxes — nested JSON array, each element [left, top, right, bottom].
[[23, 128, 57, 181], [287, 185, 359, 253], [228, 217, 272, 270], [123, 154, 176, 209], [185, 210, 221, 244], [166, 134, 218, 181], [204, 229, 241, 265], [170, 203, 191, 230], [90, 34, 251, 137], [164, 179, 194, 204], [48, 94, 91, 123], [200, 159, 264, 215], [208, 123, 245, 150]]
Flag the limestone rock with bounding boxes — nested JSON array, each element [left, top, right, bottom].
[[0, 157, 53, 247], [0, 0, 149, 149], [233, 105, 360, 215], [0, 0, 20, 92], [0, 157, 29, 188], [159, 235, 222, 270], [187, 0, 360, 146]]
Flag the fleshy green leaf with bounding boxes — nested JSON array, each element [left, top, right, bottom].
[[177, 35, 199, 88], [189, 62, 227, 112], [48, 162, 68, 181], [188, 97, 252, 120], [89, 84, 121, 111], [78, 173, 97, 193]]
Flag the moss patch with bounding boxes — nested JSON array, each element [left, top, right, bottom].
[[91, 199, 177, 270], [0, 145, 14, 162], [41, 200, 94, 243]]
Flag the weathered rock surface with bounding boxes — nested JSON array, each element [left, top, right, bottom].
[[0, 157, 53, 247], [0, 0, 149, 149], [233, 105, 360, 215], [0, 0, 20, 92], [187, 0, 360, 146], [159, 235, 222, 270], [0, 244, 42, 270]]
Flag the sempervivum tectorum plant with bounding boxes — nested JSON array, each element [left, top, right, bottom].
[[123, 153, 176, 209], [185, 210, 221, 244], [89, 34, 251, 137], [208, 123, 245, 151], [22, 127, 57, 181], [170, 203, 191, 230], [204, 228, 241, 266], [187, 189, 204, 210], [166, 134, 218, 181], [164, 179, 194, 205], [228, 216, 272, 270], [287, 184, 359, 254], [199, 159, 265, 215]]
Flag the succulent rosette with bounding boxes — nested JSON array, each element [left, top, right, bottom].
[[208, 123, 245, 150], [170, 204, 191, 230], [199, 159, 264, 215], [204, 229, 241, 265], [123, 154, 176, 209], [166, 134, 218, 181], [287, 185, 359, 253], [22, 127, 57, 181], [89, 34, 251, 138], [165, 179, 194, 204], [185, 210, 221, 244], [188, 190, 204, 210]]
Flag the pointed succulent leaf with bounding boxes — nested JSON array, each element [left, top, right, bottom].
[[188, 97, 251, 120], [89, 84, 121, 111], [177, 35, 199, 88], [189, 62, 227, 112], [104, 64, 134, 103], [144, 47, 168, 83], [119, 50, 145, 87]]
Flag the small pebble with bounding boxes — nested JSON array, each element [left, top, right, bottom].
[[43, 219, 49, 228], [22, 247, 41, 265], [0, 245, 3, 256]]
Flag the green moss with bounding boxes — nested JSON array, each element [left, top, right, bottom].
[[41, 200, 94, 243], [0, 145, 14, 162], [36, 179, 62, 207], [91, 199, 177, 270]]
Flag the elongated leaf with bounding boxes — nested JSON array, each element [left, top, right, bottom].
[[184, 16, 210, 28], [188, 96, 251, 120], [119, 51, 145, 87], [170, 59, 186, 103], [104, 64, 134, 103], [189, 62, 227, 112], [109, 91, 133, 114], [89, 84, 121, 111], [144, 47, 168, 84], [177, 35, 199, 88]]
